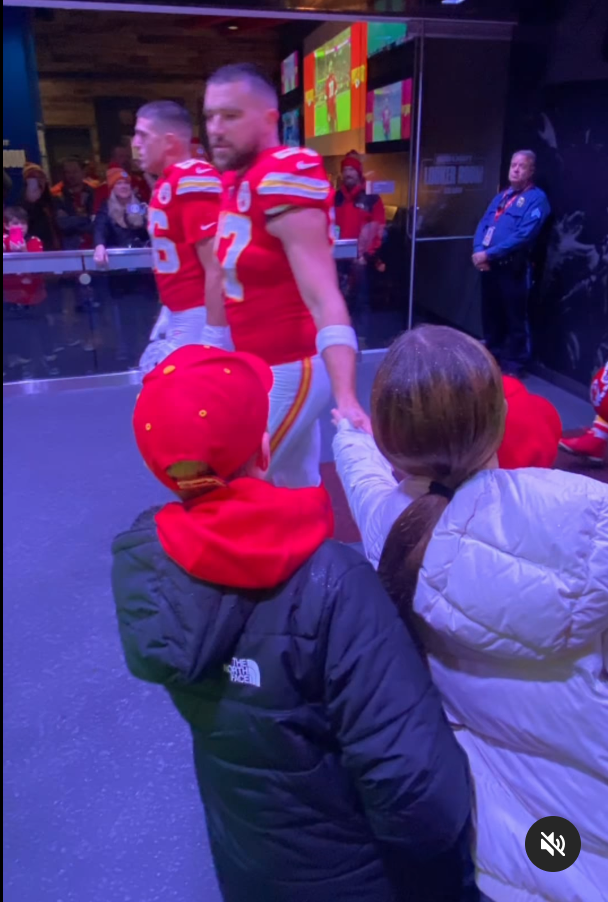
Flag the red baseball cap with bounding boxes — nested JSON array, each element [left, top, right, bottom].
[[499, 376, 562, 470], [134, 345, 274, 493]]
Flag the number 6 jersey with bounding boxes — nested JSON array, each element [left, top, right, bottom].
[[216, 147, 334, 367], [148, 159, 222, 313]]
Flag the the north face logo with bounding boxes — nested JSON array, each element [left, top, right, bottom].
[[224, 658, 261, 688]]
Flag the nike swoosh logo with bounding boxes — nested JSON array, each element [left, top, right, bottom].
[[297, 161, 319, 171], [200, 223, 216, 231]]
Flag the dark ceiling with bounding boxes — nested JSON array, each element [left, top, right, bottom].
[[78, 0, 521, 23], [32, 0, 582, 27]]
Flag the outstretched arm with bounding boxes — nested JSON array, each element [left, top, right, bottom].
[[267, 207, 370, 432]]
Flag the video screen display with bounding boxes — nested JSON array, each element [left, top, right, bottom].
[[281, 52, 299, 95], [304, 23, 367, 150], [282, 109, 301, 148], [366, 79, 413, 144], [367, 23, 408, 58], [306, 27, 353, 137]]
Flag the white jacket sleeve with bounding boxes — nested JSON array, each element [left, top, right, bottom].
[[332, 421, 400, 569]]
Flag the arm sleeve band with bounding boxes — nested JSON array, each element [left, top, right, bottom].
[[316, 324, 359, 356]]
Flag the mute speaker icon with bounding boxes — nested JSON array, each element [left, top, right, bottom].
[[541, 832, 566, 857], [526, 817, 580, 872]]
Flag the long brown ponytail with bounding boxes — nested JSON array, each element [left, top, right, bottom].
[[374, 326, 506, 630]]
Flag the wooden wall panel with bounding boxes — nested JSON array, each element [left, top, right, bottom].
[[33, 9, 282, 162]]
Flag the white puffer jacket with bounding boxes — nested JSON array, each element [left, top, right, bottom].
[[334, 423, 608, 902]]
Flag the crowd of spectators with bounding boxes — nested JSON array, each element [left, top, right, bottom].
[[3, 147, 154, 378], [3, 144, 152, 261]]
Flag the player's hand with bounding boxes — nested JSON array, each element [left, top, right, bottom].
[[9, 240, 27, 253], [94, 245, 109, 268], [334, 400, 372, 434], [150, 305, 172, 341]]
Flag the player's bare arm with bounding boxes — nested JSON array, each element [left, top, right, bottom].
[[196, 239, 228, 328], [266, 207, 371, 432]]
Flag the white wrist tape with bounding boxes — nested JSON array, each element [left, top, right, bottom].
[[200, 325, 235, 352], [316, 325, 359, 356]]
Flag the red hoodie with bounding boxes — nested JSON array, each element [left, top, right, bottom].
[[335, 183, 386, 256], [155, 478, 334, 590]]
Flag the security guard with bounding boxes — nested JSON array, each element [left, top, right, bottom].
[[473, 150, 550, 374]]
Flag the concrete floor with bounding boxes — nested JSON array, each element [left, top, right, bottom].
[[2, 365, 595, 902]]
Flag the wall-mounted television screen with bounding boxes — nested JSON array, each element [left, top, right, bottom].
[[366, 79, 413, 144], [304, 22, 367, 155], [304, 27, 354, 137], [305, 28, 352, 138], [367, 23, 408, 58], [282, 109, 301, 148], [281, 52, 300, 95]]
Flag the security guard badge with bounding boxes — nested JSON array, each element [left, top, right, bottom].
[[237, 181, 252, 213], [517, 195, 526, 208], [158, 182, 172, 206]]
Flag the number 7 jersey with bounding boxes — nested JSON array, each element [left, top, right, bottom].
[[148, 159, 222, 313], [216, 147, 334, 367]]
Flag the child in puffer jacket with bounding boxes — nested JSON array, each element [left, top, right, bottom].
[[333, 325, 608, 902]]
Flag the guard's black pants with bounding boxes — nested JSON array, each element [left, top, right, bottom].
[[481, 267, 531, 368]]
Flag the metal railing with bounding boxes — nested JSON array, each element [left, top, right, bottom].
[[3, 240, 358, 276]]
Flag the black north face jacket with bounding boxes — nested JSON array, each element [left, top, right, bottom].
[[112, 510, 478, 902]]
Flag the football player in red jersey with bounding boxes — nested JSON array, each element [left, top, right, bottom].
[[132, 101, 224, 374], [560, 363, 608, 464], [382, 99, 392, 141], [326, 59, 339, 134], [204, 63, 369, 489]]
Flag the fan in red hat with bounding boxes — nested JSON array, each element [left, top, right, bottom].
[[133, 345, 334, 589], [335, 151, 386, 340]]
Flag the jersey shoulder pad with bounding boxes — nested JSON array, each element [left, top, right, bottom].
[[255, 148, 331, 202], [171, 160, 222, 198], [267, 146, 323, 170]]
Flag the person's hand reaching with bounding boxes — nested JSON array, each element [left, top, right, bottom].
[[332, 401, 371, 434]]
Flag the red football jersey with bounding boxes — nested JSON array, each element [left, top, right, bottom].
[[591, 363, 608, 420], [148, 159, 221, 313], [326, 75, 339, 115], [216, 147, 334, 368]]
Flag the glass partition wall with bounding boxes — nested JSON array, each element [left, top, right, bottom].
[[3, 3, 514, 388]]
